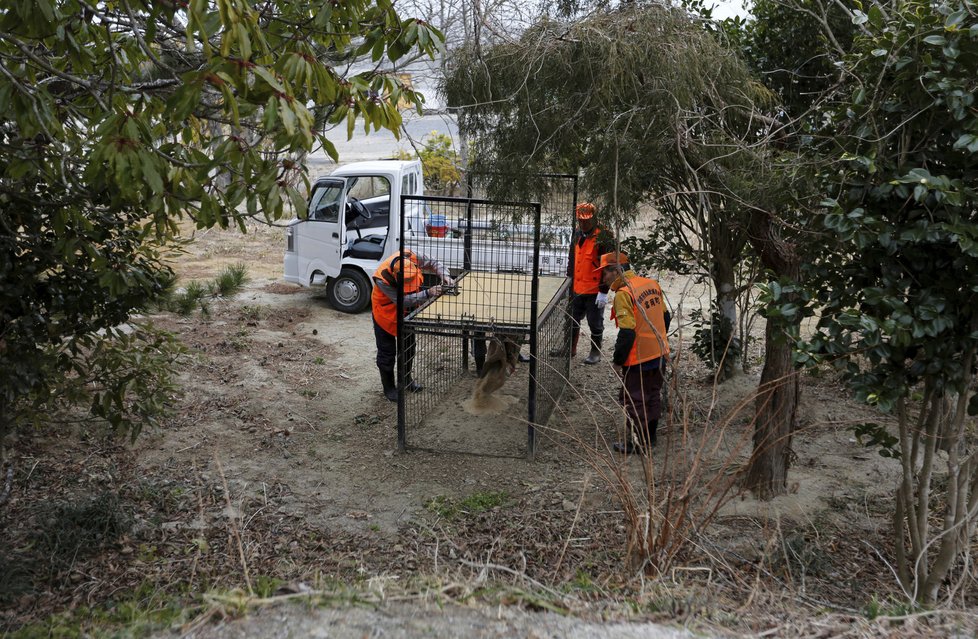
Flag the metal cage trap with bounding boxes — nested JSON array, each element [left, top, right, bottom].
[[394, 174, 579, 459]]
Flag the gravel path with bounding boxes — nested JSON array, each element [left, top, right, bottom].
[[170, 602, 701, 639]]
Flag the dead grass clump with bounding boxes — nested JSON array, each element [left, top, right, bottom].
[[36, 492, 132, 571]]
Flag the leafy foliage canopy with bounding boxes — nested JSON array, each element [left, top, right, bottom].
[[0, 0, 441, 439]]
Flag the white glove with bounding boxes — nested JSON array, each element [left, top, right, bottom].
[[443, 275, 455, 286], [595, 292, 608, 309]]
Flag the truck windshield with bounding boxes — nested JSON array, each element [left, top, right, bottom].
[[308, 180, 344, 222], [347, 176, 391, 200]]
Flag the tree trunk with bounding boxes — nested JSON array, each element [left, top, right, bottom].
[[744, 210, 801, 499], [711, 251, 741, 379], [744, 316, 799, 498], [705, 196, 748, 380], [709, 223, 740, 332]]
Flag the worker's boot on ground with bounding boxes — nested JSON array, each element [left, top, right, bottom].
[[647, 420, 658, 448], [403, 363, 423, 393], [613, 439, 648, 455], [614, 422, 657, 454], [518, 351, 531, 363], [582, 336, 602, 365], [379, 369, 398, 402], [550, 329, 580, 358]]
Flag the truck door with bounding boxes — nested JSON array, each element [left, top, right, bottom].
[[298, 178, 347, 284]]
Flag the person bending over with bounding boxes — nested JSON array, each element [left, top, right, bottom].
[[371, 250, 452, 401]]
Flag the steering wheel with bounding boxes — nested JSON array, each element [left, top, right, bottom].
[[347, 197, 372, 221]]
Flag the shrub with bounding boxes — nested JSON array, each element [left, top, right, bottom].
[[396, 132, 461, 194]]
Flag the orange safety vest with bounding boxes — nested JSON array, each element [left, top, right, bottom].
[[371, 252, 423, 336], [572, 228, 603, 294], [612, 275, 670, 366]]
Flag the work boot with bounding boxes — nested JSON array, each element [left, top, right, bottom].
[[582, 336, 602, 365], [550, 328, 580, 358], [613, 440, 644, 455], [379, 369, 398, 402], [614, 422, 658, 454], [403, 363, 423, 392], [646, 420, 659, 448], [518, 351, 531, 363]]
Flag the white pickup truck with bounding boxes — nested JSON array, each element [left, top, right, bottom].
[[284, 160, 572, 313]]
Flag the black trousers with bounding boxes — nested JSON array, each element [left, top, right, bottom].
[[619, 364, 665, 445], [374, 319, 416, 375], [570, 292, 604, 342]]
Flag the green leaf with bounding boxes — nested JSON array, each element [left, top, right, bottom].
[[253, 66, 285, 93], [236, 22, 252, 60], [953, 133, 976, 151], [36, 0, 55, 22], [219, 83, 240, 126], [867, 5, 884, 29], [321, 138, 338, 162], [923, 35, 947, 45], [371, 36, 385, 62], [279, 98, 296, 135], [946, 9, 966, 29], [141, 153, 165, 194], [263, 95, 278, 129], [286, 185, 306, 217]]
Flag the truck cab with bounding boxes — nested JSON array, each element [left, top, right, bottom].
[[284, 160, 424, 313]]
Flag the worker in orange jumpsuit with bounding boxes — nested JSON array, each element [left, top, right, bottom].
[[372, 250, 452, 401], [562, 202, 614, 364], [598, 252, 671, 454]]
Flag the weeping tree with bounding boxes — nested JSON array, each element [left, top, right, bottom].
[[805, 0, 978, 603], [0, 1, 441, 460], [446, 5, 816, 502], [444, 3, 768, 352]]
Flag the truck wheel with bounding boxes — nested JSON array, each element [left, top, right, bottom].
[[327, 268, 371, 314]]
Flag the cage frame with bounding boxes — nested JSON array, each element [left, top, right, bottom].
[[394, 178, 577, 460]]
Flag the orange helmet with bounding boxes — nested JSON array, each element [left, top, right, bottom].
[[575, 202, 596, 220], [595, 251, 628, 272]]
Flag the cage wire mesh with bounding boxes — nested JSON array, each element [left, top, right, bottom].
[[396, 175, 577, 458], [468, 173, 579, 433]]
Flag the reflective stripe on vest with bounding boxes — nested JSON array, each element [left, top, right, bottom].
[[371, 253, 423, 336], [572, 229, 602, 294], [614, 276, 669, 366]]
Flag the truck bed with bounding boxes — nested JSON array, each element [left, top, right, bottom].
[[412, 236, 569, 277], [408, 272, 568, 330]]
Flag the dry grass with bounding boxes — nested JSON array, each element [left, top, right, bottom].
[[3, 240, 977, 637]]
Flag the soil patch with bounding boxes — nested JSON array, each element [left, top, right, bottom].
[[1, 226, 972, 637]]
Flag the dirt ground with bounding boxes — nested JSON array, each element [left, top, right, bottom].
[[2, 221, 975, 638]]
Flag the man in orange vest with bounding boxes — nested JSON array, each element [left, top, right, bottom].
[[560, 202, 614, 364], [598, 252, 671, 455], [372, 250, 453, 402]]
